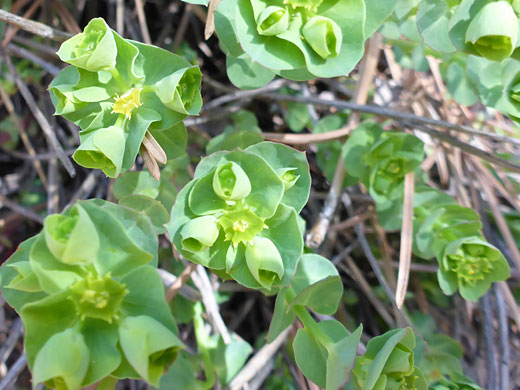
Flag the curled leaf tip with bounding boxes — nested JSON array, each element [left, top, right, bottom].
[[213, 161, 252, 201], [257, 6, 290, 36], [302, 16, 343, 59]]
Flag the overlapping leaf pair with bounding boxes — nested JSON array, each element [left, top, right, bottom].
[[210, 0, 397, 88], [349, 328, 427, 390], [413, 186, 510, 301], [49, 18, 202, 177], [418, 0, 520, 62], [0, 201, 182, 389], [166, 141, 311, 292], [268, 254, 362, 390]]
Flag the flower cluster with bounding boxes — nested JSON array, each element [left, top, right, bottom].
[[351, 328, 427, 390], [342, 123, 509, 301], [0, 200, 182, 389], [50, 18, 202, 177], [166, 141, 311, 292], [213, 0, 395, 88], [414, 186, 510, 301], [342, 123, 425, 228]]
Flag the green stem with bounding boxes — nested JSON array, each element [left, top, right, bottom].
[[109, 68, 129, 91], [141, 85, 155, 94], [193, 304, 216, 390], [293, 305, 333, 347], [114, 114, 126, 128]]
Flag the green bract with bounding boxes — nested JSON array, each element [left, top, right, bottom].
[[437, 236, 510, 301], [0, 200, 182, 389], [166, 141, 311, 292], [213, 0, 398, 88], [350, 328, 427, 390], [50, 18, 202, 177]]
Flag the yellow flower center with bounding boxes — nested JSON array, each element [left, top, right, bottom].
[[112, 87, 142, 118], [232, 220, 249, 232]]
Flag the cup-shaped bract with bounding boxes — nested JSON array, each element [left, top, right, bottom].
[[57, 18, 117, 72], [0, 200, 180, 389], [180, 215, 220, 252], [245, 236, 284, 289], [119, 315, 184, 386], [213, 161, 252, 201], [155, 67, 203, 115], [257, 6, 290, 36], [437, 236, 510, 301], [50, 18, 202, 178], [277, 167, 300, 191], [464, 1, 518, 62], [167, 142, 309, 292], [43, 204, 99, 265], [73, 125, 126, 178], [32, 328, 90, 390], [351, 328, 427, 390], [302, 15, 343, 59]]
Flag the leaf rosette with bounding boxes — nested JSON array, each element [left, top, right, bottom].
[[437, 236, 510, 301], [342, 123, 425, 224], [214, 0, 398, 88], [50, 18, 202, 177], [350, 328, 428, 390], [0, 200, 182, 389], [166, 142, 311, 292]]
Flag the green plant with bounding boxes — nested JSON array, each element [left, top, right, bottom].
[[211, 0, 398, 88], [166, 141, 311, 291], [49, 18, 202, 178], [0, 200, 181, 388], [2, 1, 516, 388]]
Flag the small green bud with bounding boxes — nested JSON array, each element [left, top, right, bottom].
[[57, 18, 117, 72], [33, 328, 90, 390], [213, 161, 252, 201], [43, 204, 99, 265], [69, 272, 128, 322], [218, 209, 265, 245], [465, 1, 518, 61], [245, 236, 284, 289], [257, 6, 290, 36], [302, 16, 342, 59], [180, 216, 219, 253], [277, 167, 300, 190]]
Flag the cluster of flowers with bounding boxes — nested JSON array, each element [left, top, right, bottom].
[[166, 141, 311, 292], [342, 123, 510, 301], [0, 201, 182, 389], [343, 122, 425, 229], [50, 18, 202, 177], [413, 186, 510, 301], [213, 0, 394, 86]]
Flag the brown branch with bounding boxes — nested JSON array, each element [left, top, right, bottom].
[[0, 9, 71, 41]]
